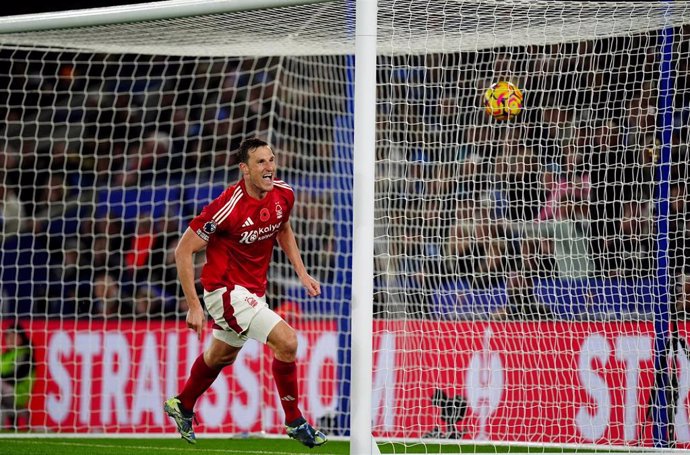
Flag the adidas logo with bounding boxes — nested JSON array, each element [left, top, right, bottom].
[[281, 395, 296, 402], [241, 217, 254, 228]]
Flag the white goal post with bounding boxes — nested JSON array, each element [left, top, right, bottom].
[[1, 1, 690, 454]]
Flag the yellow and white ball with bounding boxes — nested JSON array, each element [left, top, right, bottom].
[[484, 81, 524, 121]]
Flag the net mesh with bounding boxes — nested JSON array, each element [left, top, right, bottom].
[[1, 1, 689, 56], [0, 0, 689, 452]]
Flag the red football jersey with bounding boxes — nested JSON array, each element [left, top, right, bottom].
[[188, 178, 295, 295]]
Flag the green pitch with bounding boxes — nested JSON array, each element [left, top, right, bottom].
[[1, 438, 626, 454]]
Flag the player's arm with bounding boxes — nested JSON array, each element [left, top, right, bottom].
[[276, 220, 321, 297], [175, 227, 209, 339]]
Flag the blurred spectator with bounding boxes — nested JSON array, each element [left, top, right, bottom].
[[532, 104, 576, 165], [47, 238, 91, 315], [538, 145, 590, 222], [32, 172, 68, 224], [458, 124, 499, 197], [534, 146, 594, 279], [0, 322, 35, 430], [125, 214, 155, 282], [132, 284, 166, 318], [426, 92, 463, 148], [495, 142, 545, 222], [292, 191, 336, 283], [588, 119, 637, 276], [373, 207, 439, 318], [30, 171, 76, 255], [675, 274, 690, 319], [120, 132, 174, 187], [625, 81, 657, 149], [92, 271, 130, 318], [448, 197, 510, 289], [80, 213, 127, 284], [0, 176, 26, 244], [146, 212, 184, 312], [670, 182, 690, 279], [502, 236, 555, 320], [603, 200, 654, 278]]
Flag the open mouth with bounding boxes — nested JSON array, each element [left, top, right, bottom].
[[262, 174, 273, 182]]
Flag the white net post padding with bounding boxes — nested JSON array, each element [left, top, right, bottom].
[[1, 1, 690, 453]]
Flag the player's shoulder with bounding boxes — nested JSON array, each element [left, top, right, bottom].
[[206, 181, 245, 216], [272, 179, 294, 194], [272, 179, 295, 207], [217, 180, 244, 201]]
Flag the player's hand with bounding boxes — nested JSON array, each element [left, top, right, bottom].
[[186, 305, 206, 340], [300, 273, 321, 297]]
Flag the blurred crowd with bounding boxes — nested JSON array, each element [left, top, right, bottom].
[[0, 54, 338, 318], [373, 30, 690, 320], [0, 27, 689, 321]]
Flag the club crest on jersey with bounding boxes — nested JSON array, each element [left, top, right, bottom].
[[203, 221, 217, 235], [260, 208, 270, 222], [275, 203, 283, 219], [245, 295, 259, 308]]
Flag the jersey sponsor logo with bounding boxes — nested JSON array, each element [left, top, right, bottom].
[[240, 230, 259, 244], [260, 207, 270, 222], [239, 222, 282, 244], [241, 217, 254, 228]]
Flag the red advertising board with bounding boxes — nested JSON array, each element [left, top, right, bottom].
[[7, 319, 690, 448], [372, 320, 683, 447], [20, 319, 338, 435]]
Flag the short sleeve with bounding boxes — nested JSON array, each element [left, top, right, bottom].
[[188, 189, 232, 242]]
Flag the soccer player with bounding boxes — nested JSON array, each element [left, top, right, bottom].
[[164, 138, 327, 448]]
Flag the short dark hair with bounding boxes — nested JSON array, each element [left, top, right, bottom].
[[237, 137, 271, 164]]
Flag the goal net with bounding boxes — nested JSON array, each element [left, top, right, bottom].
[[0, 0, 689, 452]]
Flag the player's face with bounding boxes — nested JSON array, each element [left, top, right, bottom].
[[242, 145, 276, 198]]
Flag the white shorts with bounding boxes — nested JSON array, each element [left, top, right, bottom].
[[203, 285, 282, 348]]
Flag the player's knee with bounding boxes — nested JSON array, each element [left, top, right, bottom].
[[204, 346, 239, 369], [216, 350, 239, 367], [273, 327, 298, 361], [285, 330, 298, 357]]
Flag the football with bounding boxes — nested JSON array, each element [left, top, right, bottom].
[[484, 81, 524, 121]]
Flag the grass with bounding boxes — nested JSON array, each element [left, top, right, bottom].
[[0, 438, 341, 455], [0, 437, 636, 455]]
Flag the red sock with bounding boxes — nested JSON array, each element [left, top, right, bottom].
[[272, 358, 303, 424], [177, 354, 223, 413]]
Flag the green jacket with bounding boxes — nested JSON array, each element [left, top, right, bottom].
[[1, 345, 35, 408]]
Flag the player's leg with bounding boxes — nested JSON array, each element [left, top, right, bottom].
[[165, 286, 246, 444], [165, 336, 242, 444], [232, 286, 327, 448], [244, 309, 302, 422], [266, 321, 301, 422], [253, 316, 326, 448], [178, 336, 242, 411]]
